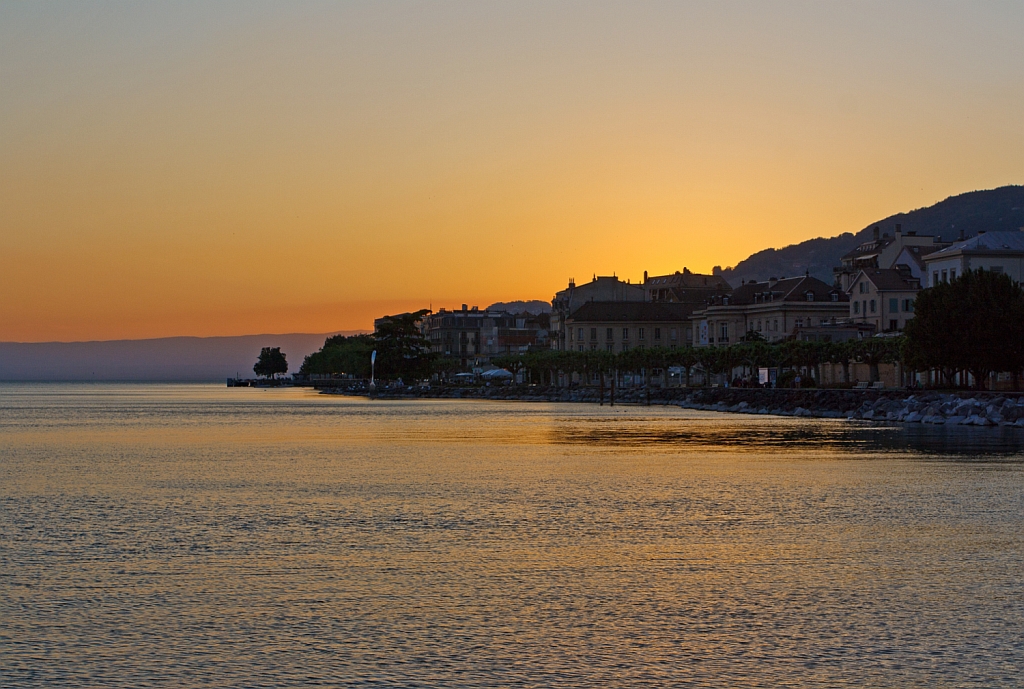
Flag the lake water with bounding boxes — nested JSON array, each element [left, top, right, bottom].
[[2, 383, 1023, 687]]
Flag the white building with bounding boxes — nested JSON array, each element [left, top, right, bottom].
[[923, 230, 1024, 287]]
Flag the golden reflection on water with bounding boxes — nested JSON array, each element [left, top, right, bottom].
[[1, 383, 1023, 687]]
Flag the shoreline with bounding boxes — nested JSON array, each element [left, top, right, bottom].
[[320, 385, 1024, 428]]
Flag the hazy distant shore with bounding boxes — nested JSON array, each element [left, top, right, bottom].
[[0, 333, 366, 381]]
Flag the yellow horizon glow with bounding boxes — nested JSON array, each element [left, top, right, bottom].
[[2, 2, 1023, 341]]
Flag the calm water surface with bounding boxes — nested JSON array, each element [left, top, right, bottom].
[[2, 383, 1023, 687]]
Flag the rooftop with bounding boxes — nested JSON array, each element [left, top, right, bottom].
[[926, 230, 1024, 257], [566, 301, 695, 323], [850, 268, 921, 293], [716, 275, 846, 306]]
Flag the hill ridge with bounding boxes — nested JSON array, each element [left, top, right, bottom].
[[718, 185, 1024, 286]]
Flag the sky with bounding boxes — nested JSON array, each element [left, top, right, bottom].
[[2, 1, 1023, 342]]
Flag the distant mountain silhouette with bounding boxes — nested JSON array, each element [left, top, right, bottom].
[[485, 300, 552, 314], [717, 185, 1024, 287], [0, 331, 366, 381]]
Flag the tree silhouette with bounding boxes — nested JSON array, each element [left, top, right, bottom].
[[254, 347, 288, 379]]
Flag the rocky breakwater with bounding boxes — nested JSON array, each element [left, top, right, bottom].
[[676, 388, 1024, 427], [854, 393, 1024, 427], [333, 384, 1024, 428]]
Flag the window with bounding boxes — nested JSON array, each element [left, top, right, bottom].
[[654, 327, 661, 340], [806, 292, 814, 301], [671, 328, 678, 341], [622, 327, 629, 340], [606, 328, 614, 341], [606, 343, 614, 352], [870, 299, 876, 313], [941, 270, 947, 283], [859, 282, 867, 293], [590, 328, 597, 341], [795, 319, 804, 329], [903, 298, 915, 313], [773, 320, 778, 331], [757, 319, 762, 331], [577, 328, 584, 341], [820, 318, 829, 326], [578, 344, 584, 352], [854, 301, 860, 314], [638, 327, 645, 340], [932, 272, 939, 286], [568, 329, 573, 342], [831, 292, 839, 302], [889, 319, 898, 331], [719, 322, 729, 343], [889, 298, 898, 313], [950, 268, 957, 280]]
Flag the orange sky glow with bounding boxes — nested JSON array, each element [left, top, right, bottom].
[[2, 2, 1023, 341]]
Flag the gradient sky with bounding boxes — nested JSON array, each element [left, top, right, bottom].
[[2, 1, 1023, 341]]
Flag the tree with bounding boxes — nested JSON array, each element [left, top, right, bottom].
[[254, 347, 288, 379], [374, 309, 435, 381], [300, 334, 374, 377], [848, 338, 898, 384], [904, 269, 1024, 389]]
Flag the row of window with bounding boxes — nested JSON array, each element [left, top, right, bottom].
[[853, 298, 915, 315], [574, 343, 685, 352], [933, 266, 1004, 286], [853, 299, 875, 315], [569, 326, 679, 342]]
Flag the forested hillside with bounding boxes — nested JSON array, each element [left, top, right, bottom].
[[718, 186, 1024, 287]]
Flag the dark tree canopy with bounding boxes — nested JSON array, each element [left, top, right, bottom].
[[253, 346, 288, 379], [373, 309, 435, 381], [904, 269, 1024, 388], [300, 334, 374, 377]]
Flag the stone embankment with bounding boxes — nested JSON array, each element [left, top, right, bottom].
[[323, 385, 1024, 428]]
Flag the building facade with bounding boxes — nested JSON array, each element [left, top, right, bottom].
[[691, 276, 848, 346], [847, 267, 921, 333], [550, 275, 645, 351], [642, 268, 731, 307], [564, 302, 693, 353], [922, 230, 1024, 287], [834, 224, 947, 291], [424, 305, 549, 369]]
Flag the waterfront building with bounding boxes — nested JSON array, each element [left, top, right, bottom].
[[641, 268, 731, 307], [424, 305, 549, 369], [847, 267, 921, 333], [550, 275, 645, 351], [922, 229, 1024, 287], [564, 302, 693, 353], [691, 275, 848, 346], [833, 224, 947, 291]]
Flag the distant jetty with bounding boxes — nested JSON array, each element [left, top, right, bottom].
[[226, 377, 293, 387]]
